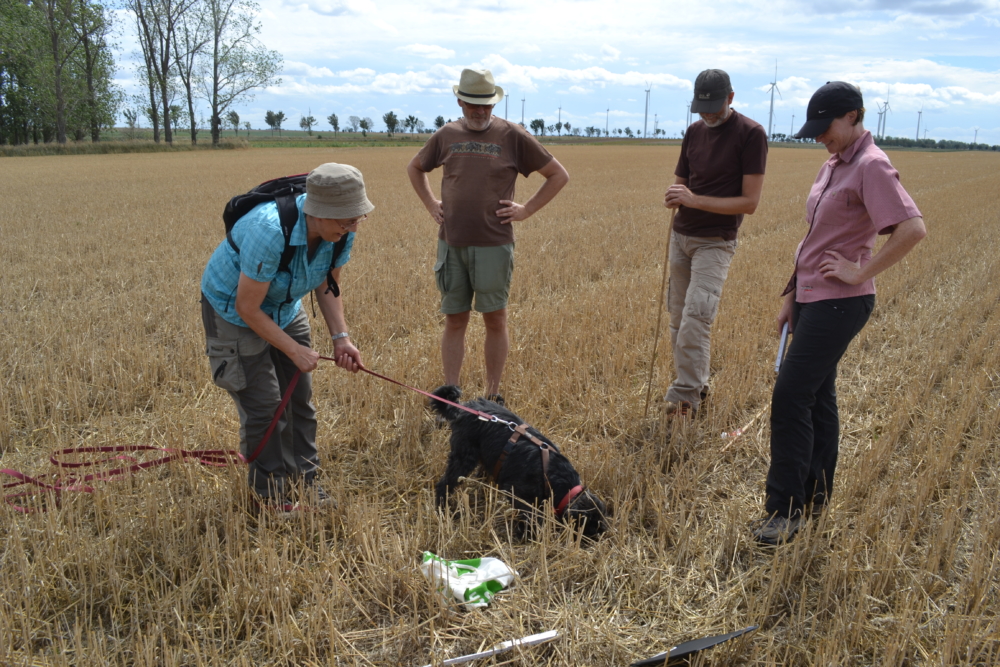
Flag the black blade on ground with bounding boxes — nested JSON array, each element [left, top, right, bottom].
[[629, 625, 758, 666]]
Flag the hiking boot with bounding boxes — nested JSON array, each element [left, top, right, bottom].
[[665, 400, 696, 419], [485, 394, 505, 407], [751, 515, 802, 546]]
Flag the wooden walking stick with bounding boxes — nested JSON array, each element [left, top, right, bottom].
[[643, 208, 675, 418]]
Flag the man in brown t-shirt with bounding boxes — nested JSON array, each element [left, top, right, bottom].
[[407, 68, 569, 401], [662, 69, 768, 417]]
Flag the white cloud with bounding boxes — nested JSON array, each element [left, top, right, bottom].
[[284, 61, 336, 78], [336, 67, 377, 81], [397, 44, 456, 59], [284, 0, 374, 15], [499, 42, 541, 55], [601, 44, 621, 61], [284, 0, 398, 33], [479, 54, 692, 94]]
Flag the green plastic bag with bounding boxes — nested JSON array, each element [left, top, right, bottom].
[[420, 551, 517, 609]]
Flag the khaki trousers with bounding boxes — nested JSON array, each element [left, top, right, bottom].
[[664, 231, 737, 408], [201, 296, 319, 499]]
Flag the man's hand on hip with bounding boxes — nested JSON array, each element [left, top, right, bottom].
[[497, 200, 529, 223], [426, 199, 444, 224]]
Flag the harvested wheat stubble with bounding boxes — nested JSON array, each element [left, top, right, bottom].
[[1, 146, 999, 665]]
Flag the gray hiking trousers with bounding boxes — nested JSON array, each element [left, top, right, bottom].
[[201, 295, 319, 499]]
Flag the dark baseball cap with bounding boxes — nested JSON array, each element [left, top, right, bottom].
[[794, 81, 864, 139], [690, 69, 733, 113]]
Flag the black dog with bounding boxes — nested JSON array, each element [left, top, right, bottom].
[[431, 385, 608, 539]]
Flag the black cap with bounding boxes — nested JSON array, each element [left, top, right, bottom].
[[690, 69, 733, 113], [794, 81, 864, 139]]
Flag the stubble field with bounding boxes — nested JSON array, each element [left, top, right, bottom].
[[1, 144, 999, 666]]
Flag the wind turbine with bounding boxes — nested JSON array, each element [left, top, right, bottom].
[[916, 106, 922, 142], [643, 82, 651, 139], [880, 86, 891, 139], [766, 61, 781, 140]]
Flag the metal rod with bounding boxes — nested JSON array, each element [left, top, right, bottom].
[[643, 208, 675, 418], [420, 630, 559, 667]]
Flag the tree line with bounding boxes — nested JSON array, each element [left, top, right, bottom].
[[1, 0, 119, 145], [244, 110, 439, 138], [1, 0, 282, 146], [125, 0, 280, 146], [874, 135, 999, 151]]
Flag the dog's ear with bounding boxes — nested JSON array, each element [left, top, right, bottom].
[[602, 498, 614, 518]]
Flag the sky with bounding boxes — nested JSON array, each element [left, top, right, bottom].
[[114, 0, 1000, 144]]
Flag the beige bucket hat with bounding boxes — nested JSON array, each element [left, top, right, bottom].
[[453, 68, 504, 106], [302, 163, 375, 219]]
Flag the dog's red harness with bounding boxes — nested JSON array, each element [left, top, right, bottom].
[[490, 422, 585, 518]]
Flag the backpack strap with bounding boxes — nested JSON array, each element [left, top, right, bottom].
[[273, 194, 301, 322], [223, 193, 299, 267], [274, 194, 300, 274], [323, 234, 350, 298]]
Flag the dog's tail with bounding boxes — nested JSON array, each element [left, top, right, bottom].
[[430, 385, 463, 422]]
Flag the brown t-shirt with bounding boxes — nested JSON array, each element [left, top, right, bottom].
[[418, 117, 553, 247], [673, 110, 768, 241]]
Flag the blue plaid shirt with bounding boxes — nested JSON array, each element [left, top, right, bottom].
[[201, 194, 354, 328]]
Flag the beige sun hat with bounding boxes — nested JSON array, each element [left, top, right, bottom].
[[302, 163, 375, 219], [453, 68, 504, 105]]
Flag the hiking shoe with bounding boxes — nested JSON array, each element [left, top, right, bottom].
[[309, 484, 337, 509], [255, 497, 301, 518], [485, 394, 505, 407], [751, 515, 802, 546], [665, 400, 696, 419]]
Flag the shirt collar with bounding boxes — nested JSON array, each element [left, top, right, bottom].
[[838, 129, 872, 164]]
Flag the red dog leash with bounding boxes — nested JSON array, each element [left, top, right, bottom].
[[2, 358, 550, 513]]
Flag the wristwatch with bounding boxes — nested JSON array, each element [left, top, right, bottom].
[[331, 332, 350, 341]]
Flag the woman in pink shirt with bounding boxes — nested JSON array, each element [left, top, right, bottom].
[[754, 82, 927, 546]]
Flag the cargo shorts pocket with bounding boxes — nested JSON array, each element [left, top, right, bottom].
[[206, 339, 246, 392], [433, 244, 448, 293]]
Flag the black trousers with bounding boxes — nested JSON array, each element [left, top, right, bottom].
[[765, 295, 874, 518]]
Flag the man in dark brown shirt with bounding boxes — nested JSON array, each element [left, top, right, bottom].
[[662, 69, 767, 417], [407, 68, 569, 402]]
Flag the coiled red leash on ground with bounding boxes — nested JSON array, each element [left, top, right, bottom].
[[2, 357, 511, 513], [2, 446, 237, 513]]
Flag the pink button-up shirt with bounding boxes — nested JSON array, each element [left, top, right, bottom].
[[792, 131, 921, 303]]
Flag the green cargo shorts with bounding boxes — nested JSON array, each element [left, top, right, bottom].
[[434, 239, 515, 314]]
